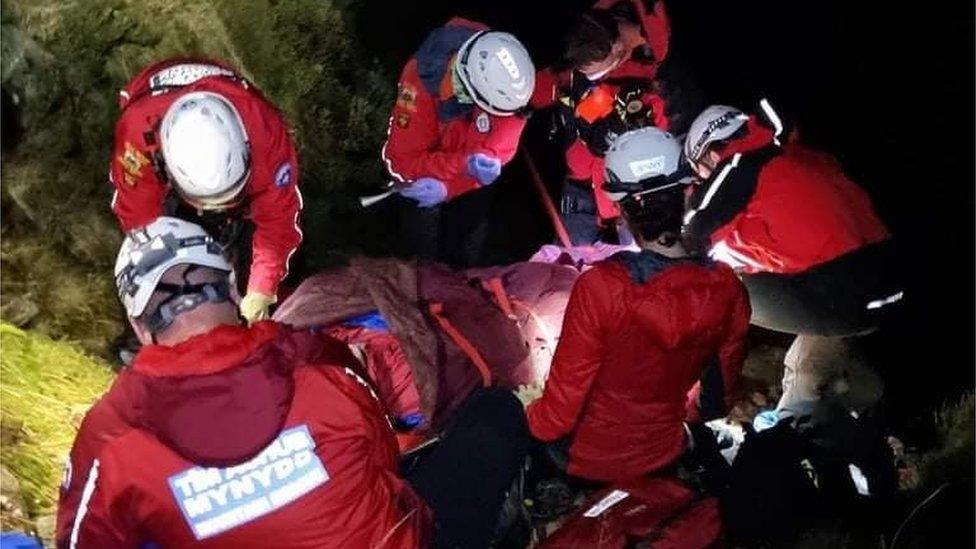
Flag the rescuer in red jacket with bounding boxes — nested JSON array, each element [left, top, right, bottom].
[[530, 0, 674, 245], [57, 217, 528, 548], [524, 128, 750, 483], [682, 100, 903, 336], [381, 19, 535, 263], [109, 58, 302, 324]]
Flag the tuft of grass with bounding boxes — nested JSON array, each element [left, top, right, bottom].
[[0, 323, 113, 518], [913, 392, 975, 493]]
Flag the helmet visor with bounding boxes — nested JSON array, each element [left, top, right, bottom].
[[173, 166, 250, 211]]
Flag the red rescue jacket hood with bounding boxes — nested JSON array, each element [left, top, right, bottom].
[[117, 322, 304, 467], [715, 117, 778, 162], [607, 252, 732, 350]]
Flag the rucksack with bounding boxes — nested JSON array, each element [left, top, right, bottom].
[[722, 401, 897, 544], [722, 421, 826, 543]]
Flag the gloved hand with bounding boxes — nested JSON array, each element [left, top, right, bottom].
[[399, 177, 447, 208], [514, 382, 544, 408], [466, 153, 502, 186], [239, 291, 275, 325]]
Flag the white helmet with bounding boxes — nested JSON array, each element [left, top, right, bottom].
[[160, 92, 250, 209], [683, 105, 750, 166], [115, 216, 233, 318], [603, 127, 683, 202], [455, 31, 536, 116]]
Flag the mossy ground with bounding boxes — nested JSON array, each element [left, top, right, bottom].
[[0, 323, 113, 521]]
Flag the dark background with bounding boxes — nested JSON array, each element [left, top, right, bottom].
[[351, 0, 975, 417]]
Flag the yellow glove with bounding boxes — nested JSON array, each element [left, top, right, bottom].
[[514, 382, 544, 409], [239, 291, 275, 325]]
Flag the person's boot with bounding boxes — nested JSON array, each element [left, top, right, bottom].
[[490, 462, 532, 548]]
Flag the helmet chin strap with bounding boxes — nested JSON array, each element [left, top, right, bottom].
[[145, 265, 232, 338]]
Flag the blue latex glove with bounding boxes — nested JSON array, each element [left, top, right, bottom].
[[753, 409, 781, 432], [399, 177, 447, 208], [466, 153, 502, 186]]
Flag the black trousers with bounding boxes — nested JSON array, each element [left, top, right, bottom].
[[559, 180, 601, 246], [402, 388, 529, 548], [166, 197, 254, 295], [741, 240, 903, 336], [394, 186, 497, 269]]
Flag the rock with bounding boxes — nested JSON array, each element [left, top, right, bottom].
[[0, 465, 34, 533], [35, 514, 56, 548], [0, 295, 39, 326]]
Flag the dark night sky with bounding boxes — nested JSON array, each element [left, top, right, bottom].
[[356, 0, 975, 404]]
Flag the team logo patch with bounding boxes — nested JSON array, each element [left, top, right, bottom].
[[119, 142, 150, 181], [396, 112, 411, 129], [396, 85, 418, 112], [274, 162, 293, 188], [476, 112, 491, 134], [167, 424, 329, 540], [629, 155, 666, 178]]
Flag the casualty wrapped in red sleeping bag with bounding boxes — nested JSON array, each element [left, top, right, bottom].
[[272, 257, 577, 433]]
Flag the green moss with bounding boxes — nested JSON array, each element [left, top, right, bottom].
[[0, 323, 113, 518]]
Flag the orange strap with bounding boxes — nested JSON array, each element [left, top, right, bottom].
[[523, 149, 573, 248], [428, 302, 492, 387], [481, 277, 516, 318]]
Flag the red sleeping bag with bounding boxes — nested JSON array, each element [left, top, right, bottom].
[[272, 257, 577, 433]]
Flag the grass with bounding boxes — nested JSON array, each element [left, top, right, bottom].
[[914, 392, 975, 492], [0, 323, 113, 519]]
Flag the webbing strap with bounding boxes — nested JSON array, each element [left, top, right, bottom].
[[481, 277, 516, 318], [427, 302, 492, 387]]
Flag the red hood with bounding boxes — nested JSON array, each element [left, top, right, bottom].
[[119, 322, 300, 467], [716, 116, 778, 162]]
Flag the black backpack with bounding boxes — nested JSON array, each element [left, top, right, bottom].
[[722, 421, 826, 543], [721, 402, 897, 544]]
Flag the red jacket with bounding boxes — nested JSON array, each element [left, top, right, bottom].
[[56, 322, 431, 548], [531, 0, 671, 223], [531, 0, 671, 109], [526, 252, 750, 482], [381, 18, 528, 200], [110, 58, 302, 297], [683, 118, 891, 274]]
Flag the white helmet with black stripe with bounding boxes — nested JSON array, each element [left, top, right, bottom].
[[455, 31, 536, 116], [114, 217, 233, 319], [683, 105, 750, 167]]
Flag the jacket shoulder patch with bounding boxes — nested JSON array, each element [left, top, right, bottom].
[[119, 141, 150, 179], [476, 112, 491, 134], [274, 162, 293, 188], [397, 84, 418, 112]]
